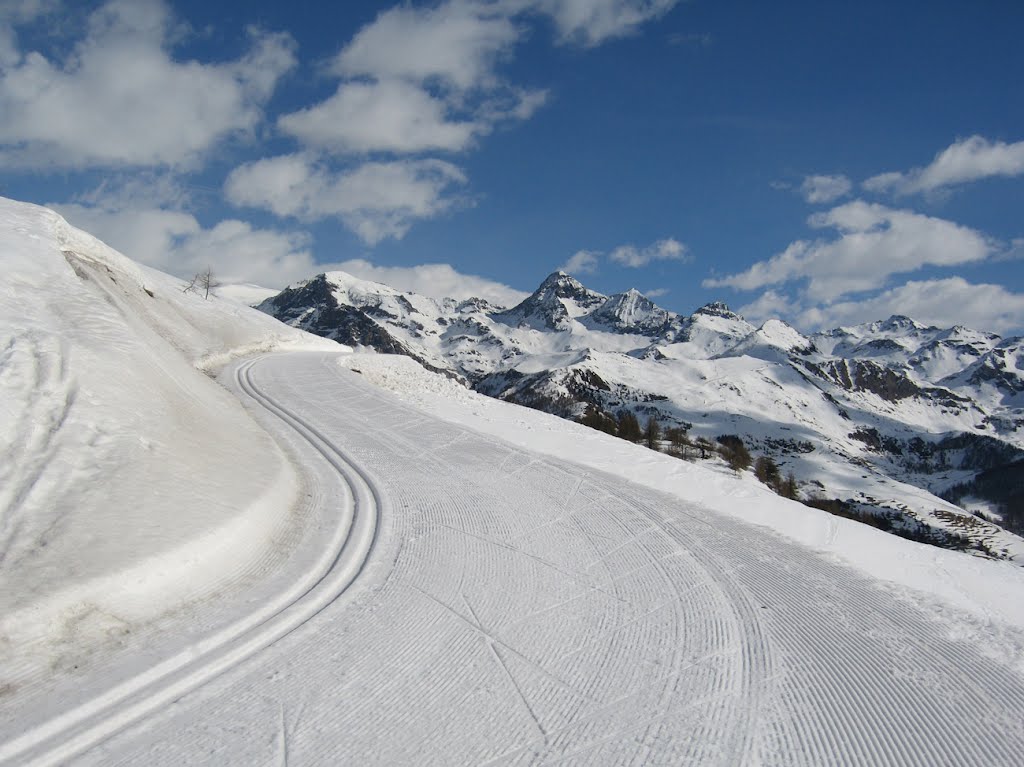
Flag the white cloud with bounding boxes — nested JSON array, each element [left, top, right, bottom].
[[279, 79, 482, 155], [52, 200, 317, 289], [0, 0, 295, 169], [610, 237, 689, 268], [224, 154, 468, 245], [800, 174, 851, 204], [51, 179, 527, 302], [329, 259, 529, 307], [735, 289, 799, 326], [863, 135, 1024, 196], [795, 278, 1024, 336], [559, 249, 600, 275], [333, 2, 521, 90], [705, 201, 993, 302], [643, 287, 669, 298], [279, 0, 548, 158], [527, 0, 680, 46], [279, 0, 673, 158], [0, 0, 59, 66]]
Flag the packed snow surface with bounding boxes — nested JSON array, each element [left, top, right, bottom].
[[4, 199, 1024, 765], [46, 352, 1024, 765]]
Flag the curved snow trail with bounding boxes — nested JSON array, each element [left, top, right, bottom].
[[57, 354, 1024, 764], [0, 356, 380, 767]]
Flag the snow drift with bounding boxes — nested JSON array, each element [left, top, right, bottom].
[[0, 197, 335, 672]]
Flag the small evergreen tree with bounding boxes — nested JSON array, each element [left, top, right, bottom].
[[580, 405, 617, 436], [755, 455, 781, 491], [780, 472, 798, 499], [716, 435, 752, 473], [644, 416, 661, 450], [616, 410, 642, 442]]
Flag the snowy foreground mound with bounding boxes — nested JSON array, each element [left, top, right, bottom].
[[0, 197, 335, 671]]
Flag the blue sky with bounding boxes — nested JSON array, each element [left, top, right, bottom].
[[2, 0, 1023, 334]]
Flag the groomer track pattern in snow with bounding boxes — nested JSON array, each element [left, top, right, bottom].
[[3, 197, 1024, 764], [76, 353, 1024, 765]]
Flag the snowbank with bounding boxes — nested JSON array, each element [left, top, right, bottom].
[[0, 197, 337, 672]]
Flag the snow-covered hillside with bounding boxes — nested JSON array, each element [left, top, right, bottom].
[[261, 270, 1024, 558], [0, 197, 336, 676], [4, 198, 1024, 765]]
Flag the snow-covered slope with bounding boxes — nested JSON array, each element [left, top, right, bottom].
[[262, 270, 1024, 559], [5, 199, 1024, 765], [0, 197, 336, 673]]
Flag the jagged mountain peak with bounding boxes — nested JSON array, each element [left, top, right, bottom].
[[692, 301, 740, 320], [589, 288, 675, 335], [495, 271, 607, 330], [869, 314, 937, 335], [533, 270, 603, 299], [260, 266, 1024, 559]]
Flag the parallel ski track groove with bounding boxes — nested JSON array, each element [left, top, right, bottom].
[[78, 353, 1024, 765], [0, 356, 381, 767]]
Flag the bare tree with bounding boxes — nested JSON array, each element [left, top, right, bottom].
[[183, 267, 220, 300]]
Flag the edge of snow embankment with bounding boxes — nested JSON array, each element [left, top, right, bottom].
[[338, 352, 1024, 641], [0, 353, 380, 766]]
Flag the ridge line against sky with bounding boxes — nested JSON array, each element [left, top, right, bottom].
[[1, 0, 1022, 334]]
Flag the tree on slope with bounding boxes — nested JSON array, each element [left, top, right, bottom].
[[755, 455, 781, 491], [665, 426, 692, 459], [644, 416, 661, 450], [717, 434, 752, 473], [580, 405, 617, 436], [183, 266, 220, 300], [616, 410, 642, 442]]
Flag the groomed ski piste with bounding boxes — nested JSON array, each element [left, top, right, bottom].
[[3, 197, 1024, 765]]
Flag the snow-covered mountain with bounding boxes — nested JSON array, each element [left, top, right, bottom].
[[261, 270, 1024, 558], [8, 198, 1024, 765]]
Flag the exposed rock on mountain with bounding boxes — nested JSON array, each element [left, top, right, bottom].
[[260, 270, 1024, 559]]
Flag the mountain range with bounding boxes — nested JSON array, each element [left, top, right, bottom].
[[259, 270, 1024, 558]]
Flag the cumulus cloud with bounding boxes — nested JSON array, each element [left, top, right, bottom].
[[800, 174, 851, 204], [863, 135, 1024, 196], [0, 0, 59, 66], [279, 79, 483, 155], [796, 278, 1024, 336], [51, 176, 529, 301], [705, 201, 993, 302], [735, 289, 799, 326], [332, 2, 521, 90], [279, 0, 548, 159], [52, 189, 318, 289], [278, 0, 675, 159], [328, 259, 529, 307], [559, 249, 600, 275], [0, 0, 295, 169], [610, 237, 689, 268], [225, 153, 468, 245], [526, 0, 680, 46]]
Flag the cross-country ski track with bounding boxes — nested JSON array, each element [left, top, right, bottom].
[[0, 355, 380, 766], [13, 351, 1024, 765]]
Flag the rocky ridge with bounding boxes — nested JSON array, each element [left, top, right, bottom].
[[260, 270, 1024, 559]]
